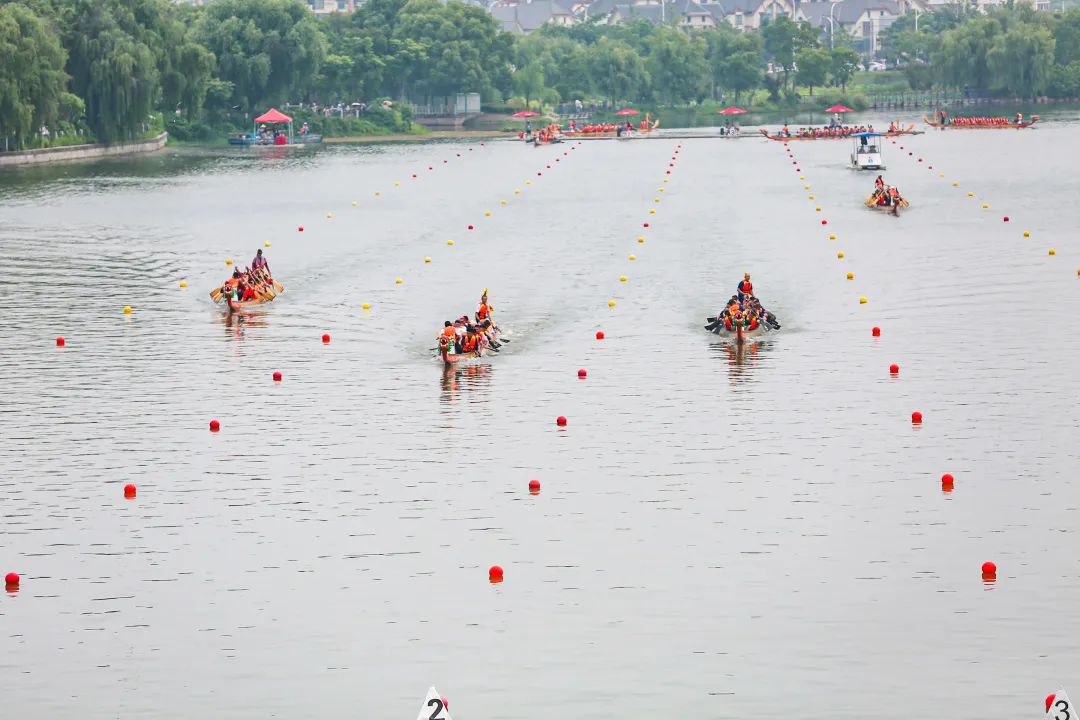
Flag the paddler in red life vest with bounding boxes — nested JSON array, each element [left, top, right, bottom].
[[737, 273, 753, 302], [475, 289, 492, 324]]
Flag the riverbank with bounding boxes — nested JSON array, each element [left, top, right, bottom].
[[324, 129, 509, 144], [0, 132, 168, 167]]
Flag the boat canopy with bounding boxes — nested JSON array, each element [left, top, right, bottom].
[[851, 132, 884, 138], [254, 108, 292, 124]]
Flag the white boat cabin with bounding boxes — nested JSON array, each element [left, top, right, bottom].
[[850, 132, 885, 170]]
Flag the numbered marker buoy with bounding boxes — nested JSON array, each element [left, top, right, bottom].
[[417, 686, 454, 720], [1048, 689, 1073, 719]]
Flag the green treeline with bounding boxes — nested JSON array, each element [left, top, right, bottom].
[[882, 5, 1080, 98], [4, 0, 1080, 151]]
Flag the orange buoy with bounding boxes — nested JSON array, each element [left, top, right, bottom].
[[209, 419, 220, 432], [489, 565, 504, 583], [872, 327, 881, 337], [273, 371, 282, 382], [911, 411, 923, 424], [595, 331, 605, 340], [56, 337, 65, 347], [322, 333, 330, 344], [124, 483, 137, 498], [556, 416, 567, 427]]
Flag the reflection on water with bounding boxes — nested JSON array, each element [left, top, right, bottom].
[[440, 362, 493, 403], [708, 336, 774, 387]]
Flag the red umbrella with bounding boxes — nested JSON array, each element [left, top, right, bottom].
[[511, 110, 540, 118], [825, 104, 854, 113], [718, 107, 747, 115], [614, 108, 641, 116]]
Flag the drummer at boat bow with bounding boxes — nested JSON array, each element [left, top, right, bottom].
[[476, 289, 493, 323], [252, 248, 271, 276], [737, 273, 753, 301]]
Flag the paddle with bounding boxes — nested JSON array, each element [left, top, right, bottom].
[[210, 287, 223, 302], [272, 279, 284, 293]]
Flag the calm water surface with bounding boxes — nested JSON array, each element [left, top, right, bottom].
[[2, 120, 1080, 719]]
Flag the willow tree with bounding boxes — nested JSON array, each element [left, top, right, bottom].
[[0, 3, 69, 148]]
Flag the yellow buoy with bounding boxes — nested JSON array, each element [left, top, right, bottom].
[[837, 251, 844, 259], [663, 178, 669, 183], [225, 258, 233, 266], [799, 176, 805, 180], [351, 200, 358, 207], [1049, 248, 1056, 255], [485, 211, 491, 217], [123, 306, 132, 314], [967, 192, 973, 197], [264, 241, 271, 248], [629, 254, 636, 261], [424, 257, 431, 264], [982, 203, 988, 209], [828, 233, 836, 240], [179, 280, 188, 288], [394, 182, 400, 187], [649, 209, 656, 215], [526, 180, 532, 185], [859, 296, 868, 304], [953, 182, 959, 187], [804, 185, 810, 190], [375, 191, 381, 197], [659, 188, 665, 193], [846, 272, 854, 280], [514, 189, 521, 195], [637, 236, 645, 244], [608, 300, 617, 308], [1023, 231, 1031, 237], [447, 239, 455, 246], [809, 194, 815, 200], [619, 275, 627, 283], [361, 302, 371, 310], [326, 212, 333, 219], [500, 199, 507, 205], [654, 198, 660, 203], [815, 206, 822, 212], [395, 277, 403, 285], [939, 173, 944, 177]]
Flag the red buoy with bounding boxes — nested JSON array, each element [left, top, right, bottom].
[[1003, 216, 1010, 222], [941, 473, 954, 487], [298, 226, 304, 232], [889, 363, 899, 375], [872, 326, 881, 337], [981, 561, 997, 577], [595, 331, 605, 340], [1047, 695, 1057, 713], [665, 170, 670, 174], [821, 219, 827, 225], [578, 369, 587, 378], [411, 173, 417, 178], [643, 222, 650, 228], [556, 416, 567, 427], [209, 419, 220, 432], [529, 479, 541, 493], [428, 166, 433, 170], [489, 565, 504, 583], [322, 333, 330, 344], [911, 411, 923, 424], [468, 224, 475, 230], [273, 371, 282, 382], [546, 164, 551, 169], [918, 158, 922, 162], [124, 483, 137, 498], [56, 337, 65, 347], [5, 572, 19, 588]]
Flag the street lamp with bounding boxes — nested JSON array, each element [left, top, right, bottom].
[[828, 1, 839, 50]]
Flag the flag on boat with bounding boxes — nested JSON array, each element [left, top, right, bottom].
[[416, 686, 453, 720]]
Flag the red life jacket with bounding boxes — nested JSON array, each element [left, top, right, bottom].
[[739, 280, 753, 295]]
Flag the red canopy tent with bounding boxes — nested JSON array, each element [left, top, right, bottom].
[[825, 104, 854, 113], [511, 110, 540, 118], [253, 108, 294, 145], [255, 108, 293, 124], [717, 107, 747, 115], [614, 108, 640, 117]]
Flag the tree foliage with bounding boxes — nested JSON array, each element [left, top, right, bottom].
[[0, 2, 68, 147]]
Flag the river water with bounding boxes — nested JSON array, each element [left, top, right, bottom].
[[2, 115, 1080, 719]]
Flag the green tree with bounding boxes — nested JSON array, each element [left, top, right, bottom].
[[646, 28, 708, 104], [0, 2, 69, 148], [705, 26, 763, 101], [193, 0, 326, 109], [987, 23, 1055, 97], [934, 17, 1002, 91], [63, 0, 161, 141], [829, 46, 859, 91], [795, 46, 830, 95], [587, 37, 648, 103], [762, 16, 820, 92], [513, 62, 545, 108]]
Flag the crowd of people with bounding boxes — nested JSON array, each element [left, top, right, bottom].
[[519, 115, 660, 141], [933, 109, 1032, 127], [711, 273, 780, 334], [868, 175, 906, 214], [775, 123, 878, 139], [437, 291, 503, 357], [219, 249, 276, 304]]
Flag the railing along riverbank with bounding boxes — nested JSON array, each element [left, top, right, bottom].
[[869, 93, 1079, 110], [0, 132, 169, 167]]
